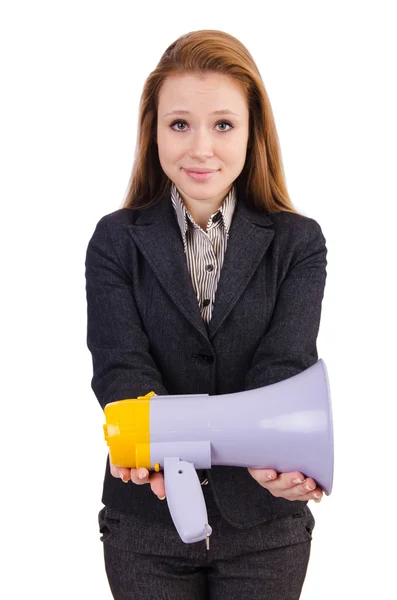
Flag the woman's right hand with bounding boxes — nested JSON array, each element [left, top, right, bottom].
[[109, 460, 166, 500]]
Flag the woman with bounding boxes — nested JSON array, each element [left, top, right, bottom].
[[85, 29, 327, 600]]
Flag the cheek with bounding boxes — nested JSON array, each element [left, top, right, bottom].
[[158, 136, 185, 161]]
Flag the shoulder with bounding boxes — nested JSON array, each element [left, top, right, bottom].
[[94, 208, 142, 229], [268, 210, 326, 252], [88, 208, 145, 247], [270, 210, 324, 238], [86, 208, 144, 261]]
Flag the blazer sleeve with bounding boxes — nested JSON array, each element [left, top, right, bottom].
[[244, 218, 327, 390], [85, 216, 169, 410]]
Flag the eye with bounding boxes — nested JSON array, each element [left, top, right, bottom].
[[170, 119, 233, 132]]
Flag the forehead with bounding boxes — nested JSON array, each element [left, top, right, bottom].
[[158, 72, 247, 114]]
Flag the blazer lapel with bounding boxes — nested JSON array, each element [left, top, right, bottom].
[[126, 196, 210, 342], [126, 191, 275, 342], [208, 199, 275, 338]]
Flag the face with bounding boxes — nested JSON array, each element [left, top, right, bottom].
[[156, 72, 250, 214]]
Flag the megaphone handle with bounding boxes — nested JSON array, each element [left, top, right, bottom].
[[163, 457, 212, 546]]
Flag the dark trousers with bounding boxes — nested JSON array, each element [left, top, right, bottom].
[[98, 485, 314, 600]]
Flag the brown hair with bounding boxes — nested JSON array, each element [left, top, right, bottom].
[[122, 29, 299, 215]]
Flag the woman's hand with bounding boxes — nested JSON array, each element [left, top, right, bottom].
[[110, 460, 166, 500], [247, 468, 323, 503]]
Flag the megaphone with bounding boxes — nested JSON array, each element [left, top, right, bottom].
[[103, 359, 333, 546]]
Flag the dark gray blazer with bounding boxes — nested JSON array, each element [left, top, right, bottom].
[[85, 189, 327, 529]]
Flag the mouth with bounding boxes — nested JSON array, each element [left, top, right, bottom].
[[183, 168, 218, 173], [183, 168, 219, 182]]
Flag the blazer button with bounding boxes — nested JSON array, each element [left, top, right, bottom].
[[191, 353, 214, 364]]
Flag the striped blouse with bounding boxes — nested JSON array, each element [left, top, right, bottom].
[[170, 182, 237, 325]]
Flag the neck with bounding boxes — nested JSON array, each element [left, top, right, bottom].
[[178, 184, 233, 229]]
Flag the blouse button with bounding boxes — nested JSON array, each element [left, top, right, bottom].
[[206, 264, 214, 272], [202, 299, 210, 307]]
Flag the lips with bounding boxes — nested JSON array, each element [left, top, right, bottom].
[[183, 168, 218, 173], [184, 169, 218, 182]]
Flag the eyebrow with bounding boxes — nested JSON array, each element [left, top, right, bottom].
[[162, 109, 240, 118]]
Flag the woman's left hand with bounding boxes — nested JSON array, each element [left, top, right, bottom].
[[247, 468, 323, 503]]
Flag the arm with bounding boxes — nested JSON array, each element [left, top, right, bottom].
[[85, 216, 168, 497], [245, 217, 328, 501], [85, 216, 169, 410], [245, 217, 327, 390]]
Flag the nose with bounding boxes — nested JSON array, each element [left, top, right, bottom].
[[188, 128, 214, 159]]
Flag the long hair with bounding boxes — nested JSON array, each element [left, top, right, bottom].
[[122, 29, 299, 215]]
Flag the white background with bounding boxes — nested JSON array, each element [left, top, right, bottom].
[[1, 1, 396, 598]]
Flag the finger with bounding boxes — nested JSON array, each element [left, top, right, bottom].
[[249, 470, 303, 489], [250, 469, 324, 501], [109, 462, 120, 478], [265, 472, 321, 500], [276, 472, 306, 490], [296, 477, 318, 497], [149, 472, 166, 499], [304, 481, 324, 502], [130, 468, 150, 485], [278, 474, 317, 497], [294, 488, 324, 502], [253, 471, 313, 499], [110, 463, 131, 483], [288, 477, 324, 501], [248, 468, 278, 482]]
